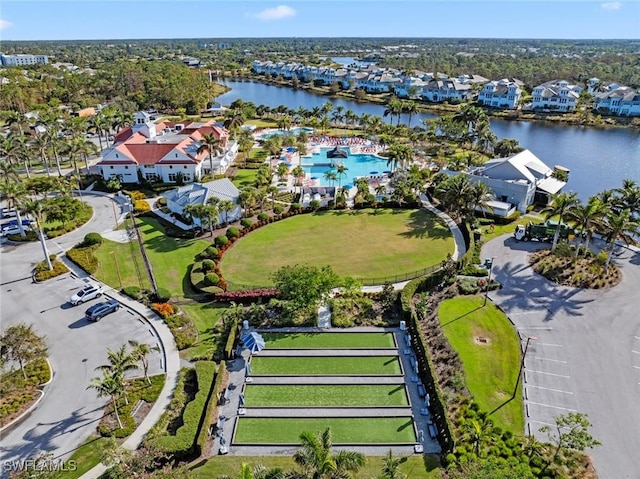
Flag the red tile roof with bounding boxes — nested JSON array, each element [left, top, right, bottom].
[[125, 143, 177, 165], [113, 127, 132, 143]]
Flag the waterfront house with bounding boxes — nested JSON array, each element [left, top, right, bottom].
[[531, 80, 582, 112], [422, 78, 472, 103], [594, 86, 640, 116], [477, 78, 524, 109], [163, 179, 242, 227], [463, 149, 566, 215], [97, 111, 235, 184]]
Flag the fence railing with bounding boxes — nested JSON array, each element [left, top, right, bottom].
[[225, 262, 444, 292]]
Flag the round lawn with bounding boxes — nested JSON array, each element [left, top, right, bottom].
[[221, 208, 453, 287]]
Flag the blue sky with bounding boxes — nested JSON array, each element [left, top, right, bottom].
[[1, 1, 639, 41]]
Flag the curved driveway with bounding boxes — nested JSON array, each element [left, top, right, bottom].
[[0, 194, 164, 470], [483, 235, 640, 479]]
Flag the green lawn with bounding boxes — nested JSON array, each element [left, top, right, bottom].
[[231, 168, 259, 188], [263, 332, 396, 349], [437, 295, 524, 435], [249, 356, 401, 376], [234, 417, 416, 444], [481, 213, 544, 242], [137, 217, 209, 299], [50, 435, 109, 479], [180, 302, 229, 360], [94, 237, 152, 291], [221, 208, 453, 287], [188, 454, 440, 479], [244, 384, 408, 407]]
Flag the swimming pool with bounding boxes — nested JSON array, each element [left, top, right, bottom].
[[302, 147, 390, 185], [257, 127, 314, 140]]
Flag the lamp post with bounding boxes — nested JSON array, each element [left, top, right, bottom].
[[512, 336, 537, 399], [483, 257, 495, 306]]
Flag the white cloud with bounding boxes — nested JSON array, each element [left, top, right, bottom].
[[600, 2, 621, 11], [253, 5, 296, 21], [0, 18, 12, 30]]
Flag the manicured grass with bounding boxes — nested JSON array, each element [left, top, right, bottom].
[[263, 332, 396, 349], [249, 356, 401, 376], [234, 417, 416, 444], [51, 435, 110, 479], [245, 119, 279, 128], [180, 302, 229, 360], [231, 168, 259, 188], [480, 213, 544, 242], [221, 208, 453, 287], [437, 295, 524, 435], [94, 237, 152, 291], [244, 384, 408, 407], [188, 454, 440, 479], [137, 217, 209, 299]]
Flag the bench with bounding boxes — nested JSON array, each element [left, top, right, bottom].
[[428, 423, 438, 439], [418, 384, 426, 398]]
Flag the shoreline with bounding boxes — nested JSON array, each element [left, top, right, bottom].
[[217, 74, 639, 131]]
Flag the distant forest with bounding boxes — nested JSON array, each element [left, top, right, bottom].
[[1, 38, 639, 113]]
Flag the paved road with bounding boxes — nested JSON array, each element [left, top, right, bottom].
[[0, 194, 160, 470], [483, 235, 640, 479]]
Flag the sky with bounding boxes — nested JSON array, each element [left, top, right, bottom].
[[0, 0, 639, 41]]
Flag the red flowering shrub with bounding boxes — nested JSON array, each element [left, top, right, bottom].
[[152, 302, 176, 318]]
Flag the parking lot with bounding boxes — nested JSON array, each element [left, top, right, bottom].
[[0, 250, 162, 467]]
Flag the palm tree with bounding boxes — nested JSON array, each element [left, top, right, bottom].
[[467, 181, 495, 219], [602, 208, 639, 271], [197, 133, 224, 177], [566, 197, 606, 258], [1, 182, 28, 238], [22, 198, 52, 270], [401, 100, 418, 128], [434, 174, 474, 222], [335, 164, 348, 193], [238, 187, 257, 217], [323, 170, 337, 187], [1, 133, 31, 179], [205, 197, 222, 233], [386, 143, 413, 171], [62, 137, 84, 177], [96, 344, 139, 405], [383, 98, 403, 126], [293, 427, 365, 479], [29, 133, 52, 177], [78, 138, 99, 174], [87, 373, 124, 429], [377, 450, 407, 479], [91, 111, 111, 152], [461, 414, 495, 457], [219, 199, 237, 225], [127, 340, 160, 385], [541, 192, 580, 251], [184, 203, 206, 232], [267, 185, 279, 210], [276, 163, 290, 183], [494, 138, 523, 157], [291, 165, 305, 198], [0, 160, 20, 187]]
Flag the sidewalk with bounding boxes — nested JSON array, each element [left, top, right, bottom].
[[59, 259, 181, 479]]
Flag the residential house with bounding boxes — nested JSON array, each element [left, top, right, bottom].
[[422, 78, 472, 103], [531, 80, 582, 112], [477, 78, 524, 109], [163, 179, 242, 228], [464, 149, 567, 215], [97, 111, 235, 184], [0, 53, 48, 66], [594, 86, 640, 116]]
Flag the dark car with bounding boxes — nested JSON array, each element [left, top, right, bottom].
[[85, 299, 120, 321]]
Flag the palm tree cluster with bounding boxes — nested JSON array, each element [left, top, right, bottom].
[[543, 181, 640, 269], [87, 341, 158, 429], [0, 107, 133, 183], [433, 174, 495, 222]]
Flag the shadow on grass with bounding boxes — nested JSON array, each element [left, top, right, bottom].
[[397, 418, 413, 431], [399, 209, 452, 240], [388, 384, 404, 395], [488, 395, 516, 416], [440, 306, 483, 327]]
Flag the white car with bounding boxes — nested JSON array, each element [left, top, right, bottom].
[[70, 283, 103, 305], [1, 224, 31, 237]]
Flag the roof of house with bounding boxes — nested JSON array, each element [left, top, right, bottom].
[[163, 179, 240, 208], [478, 150, 554, 183]]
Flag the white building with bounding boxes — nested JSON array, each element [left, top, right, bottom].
[[163, 179, 242, 227], [466, 150, 567, 214], [97, 111, 235, 184], [0, 53, 48, 66], [477, 78, 524, 109], [594, 86, 640, 117], [531, 80, 582, 112], [422, 78, 473, 103]]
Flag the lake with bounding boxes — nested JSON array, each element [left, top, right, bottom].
[[216, 79, 640, 200]]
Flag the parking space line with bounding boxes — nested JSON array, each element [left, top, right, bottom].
[[634, 336, 640, 340], [526, 400, 576, 412], [527, 369, 570, 379], [529, 419, 558, 427], [526, 384, 573, 394], [633, 366, 640, 370], [533, 357, 567, 364], [537, 343, 563, 347], [632, 350, 640, 354]]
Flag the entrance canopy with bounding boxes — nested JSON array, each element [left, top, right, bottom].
[[241, 332, 266, 353]]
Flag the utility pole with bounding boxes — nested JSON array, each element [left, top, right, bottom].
[[513, 336, 537, 399]]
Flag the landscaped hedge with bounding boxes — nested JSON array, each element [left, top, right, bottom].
[[224, 320, 240, 360], [195, 361, 227, 455], [34, 259, 69, 281], [134, 200, 151, 213], [150, 361, 217, 460], [225, 227, 240, 239], [122, 285, 142, 300], [66, 245, 99, 274], [190, 262, 224, 295], [213, 288, 279, 303], [83, 232, 103, 246], [214, 235, 229, 247], [164, 313, 198, 350], [204, 273, 220, 286]]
